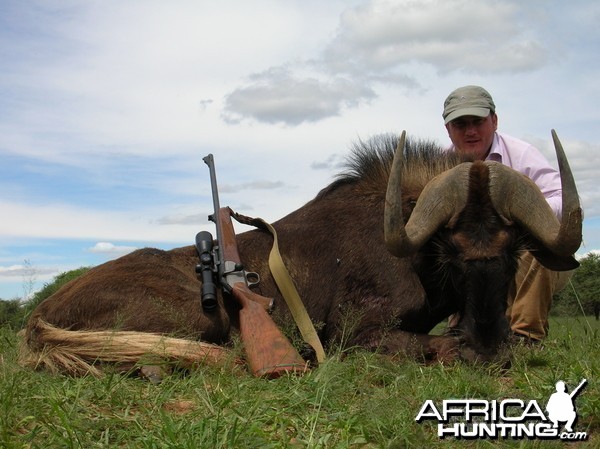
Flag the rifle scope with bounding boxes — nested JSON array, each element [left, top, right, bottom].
[[195, 231, 218, 312]]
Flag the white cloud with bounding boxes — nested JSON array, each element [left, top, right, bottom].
[[320, 0, 546, 75], [1, 0, 599, 301], [0, 264, 57, 279], [0, 199, 193, 243], [0, 264, 34, 278], [221, 0, 553, 126], [0, 1, 315, 162], [155, 213, 207, 226], [219, 180, 286, 193], [528, 135, 600, 217], [222, 67, 376, 125], [577, 250, 600, 260], [310, 153, 347, 170], [87, 242, 138, 256]]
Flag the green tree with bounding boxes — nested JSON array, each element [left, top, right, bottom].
[[553, 252, 600, 316], [0, 298, 24, 328], [0, 267, 91, 330]]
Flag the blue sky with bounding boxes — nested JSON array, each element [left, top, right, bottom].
[[1, 0, 599, 299]]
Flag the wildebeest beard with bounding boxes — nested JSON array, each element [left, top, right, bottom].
[[415, 228, 520, 358], [451, 256, 516, 356]]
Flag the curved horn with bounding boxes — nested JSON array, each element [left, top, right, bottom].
[[384, 131, 471, 257], [487, 130, 582, 256]]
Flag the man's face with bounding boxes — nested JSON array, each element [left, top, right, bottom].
[[445, 113, 498, 160]]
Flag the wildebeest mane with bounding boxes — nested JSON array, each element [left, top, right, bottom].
[[316, 133, 461, 199]]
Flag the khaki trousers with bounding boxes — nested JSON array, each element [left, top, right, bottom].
[[506, 252, 573, 340]]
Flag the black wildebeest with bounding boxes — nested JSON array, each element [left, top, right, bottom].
[[21, 132, 582, 375]]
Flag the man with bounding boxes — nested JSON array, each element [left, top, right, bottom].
[[442, 85, 571, 340], [546, 380, 579, 432]]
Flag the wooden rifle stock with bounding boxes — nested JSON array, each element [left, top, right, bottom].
[[218, 207, 307, 378]]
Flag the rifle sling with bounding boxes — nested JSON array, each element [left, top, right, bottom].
[[231, 211, 326, 364]]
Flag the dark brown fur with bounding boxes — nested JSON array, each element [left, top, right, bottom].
[[24, 135, 531, 371]]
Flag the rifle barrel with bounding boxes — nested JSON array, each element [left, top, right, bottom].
[[569, 378, 587, 398], [203, 154, 225, 273]]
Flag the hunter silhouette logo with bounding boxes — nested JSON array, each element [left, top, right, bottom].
[[415, 378, 589, 441], [546, 379, 587, 433]]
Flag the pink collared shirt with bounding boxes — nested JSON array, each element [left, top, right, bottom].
[[486, 132, 562, 219], [447, 132, 563, 218]]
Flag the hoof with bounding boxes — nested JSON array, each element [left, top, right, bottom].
[[425, 335, 461, 364]]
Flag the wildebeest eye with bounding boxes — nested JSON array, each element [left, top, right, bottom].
[[403, 199, 419, 218]]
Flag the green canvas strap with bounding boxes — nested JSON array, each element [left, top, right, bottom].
[[231, 211, 326, 364]]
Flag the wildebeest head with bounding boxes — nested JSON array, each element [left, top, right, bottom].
[[384, 131, 582, 357]]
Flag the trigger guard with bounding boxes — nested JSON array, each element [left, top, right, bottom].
[[245, 271, 260, 287]]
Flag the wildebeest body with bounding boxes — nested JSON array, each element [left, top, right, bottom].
[[24, 133, 581, 370]]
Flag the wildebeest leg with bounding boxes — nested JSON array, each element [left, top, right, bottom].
[[361, 329, 461, 364]]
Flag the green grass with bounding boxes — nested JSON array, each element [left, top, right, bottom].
[[1, 316, 598, 448]]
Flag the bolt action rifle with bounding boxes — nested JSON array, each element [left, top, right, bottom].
[[195, 154, 307, 378]]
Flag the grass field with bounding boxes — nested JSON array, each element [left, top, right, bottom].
[[1, 316, 598, 448]]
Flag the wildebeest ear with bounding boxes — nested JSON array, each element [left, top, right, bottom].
[[530, 247, 580, 271]]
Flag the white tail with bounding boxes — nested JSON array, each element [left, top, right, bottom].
[[19, 318, 237, 377]]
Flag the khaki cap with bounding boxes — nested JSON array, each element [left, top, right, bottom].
[[443, 85, 496, 124]]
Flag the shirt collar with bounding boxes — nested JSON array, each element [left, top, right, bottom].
[[486, 132, 503, 162]]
